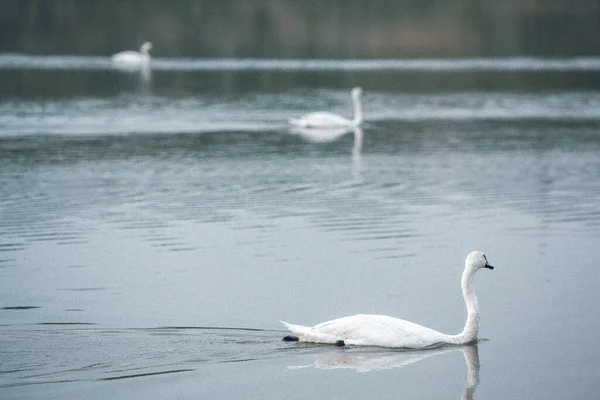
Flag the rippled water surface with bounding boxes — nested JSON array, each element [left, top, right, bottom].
[[1, 56, 600, 399]]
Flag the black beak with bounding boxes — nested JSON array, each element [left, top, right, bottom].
[[484, 264, 494, 270]]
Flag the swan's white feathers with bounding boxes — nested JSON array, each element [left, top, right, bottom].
[[111, 42, 152, 67], [283, 315, 449, 348], [111, 51, 144, 64], [289, 112, 353, 128]]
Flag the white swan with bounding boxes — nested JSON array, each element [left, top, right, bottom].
[[289, 87, 363, 128], [280, 251, 494, 348], [111, 42, 153, 67]]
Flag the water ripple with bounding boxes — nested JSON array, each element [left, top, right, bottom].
[[2, 92, 600, 137], [0, 326, 286, 387]]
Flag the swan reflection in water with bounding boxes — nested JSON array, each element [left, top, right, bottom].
[[289, 126, 363, 172], [111, 61, 152, 92], [289, 343, 481, 400]]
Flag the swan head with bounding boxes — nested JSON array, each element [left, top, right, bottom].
[[466, 251, 494, 271], [351, 87, 362, 99], [140, 42, 153, 54]]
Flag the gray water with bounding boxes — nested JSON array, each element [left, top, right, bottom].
[[1, 56, 600, 399]]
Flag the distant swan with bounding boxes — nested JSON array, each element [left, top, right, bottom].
[[281, 251, 494, 348], [111, 42, 153, 67], [289, 87, 363, 128]]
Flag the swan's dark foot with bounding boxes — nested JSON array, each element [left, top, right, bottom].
[[282, 335, 299, 342], [335, 340, 346, 347]]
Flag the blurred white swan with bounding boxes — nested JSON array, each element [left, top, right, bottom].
[[289, 87, 363, 128], [111, 42, 153, 68], [281, 251, 494, 348]]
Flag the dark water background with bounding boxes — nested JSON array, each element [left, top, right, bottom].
[[2, 2, 600, 399], [3, 0, 600, 58]]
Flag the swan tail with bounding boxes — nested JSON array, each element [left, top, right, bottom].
[[279, 320, 308, 334], [279, 320, 340, 344]]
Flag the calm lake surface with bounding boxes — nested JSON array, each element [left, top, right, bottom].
[[1, 55, 600, 399]]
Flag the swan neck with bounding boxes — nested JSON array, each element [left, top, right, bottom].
[[444, 266, 479, 345], [352, 93, 363, 125], [458, 267, 480, 343]]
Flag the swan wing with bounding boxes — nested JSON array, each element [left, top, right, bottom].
[[111, 51, 149, 66], [289, 112, 353, 128], [111, 51, 137, 61], [283, 315, 449, 348]]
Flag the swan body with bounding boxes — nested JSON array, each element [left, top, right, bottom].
[[111, 42, 153, 67], [281, 251, 494, 348], [289, 87, 363, 128]]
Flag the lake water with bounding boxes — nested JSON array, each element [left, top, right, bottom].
[[1, 55, 600, 399]]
